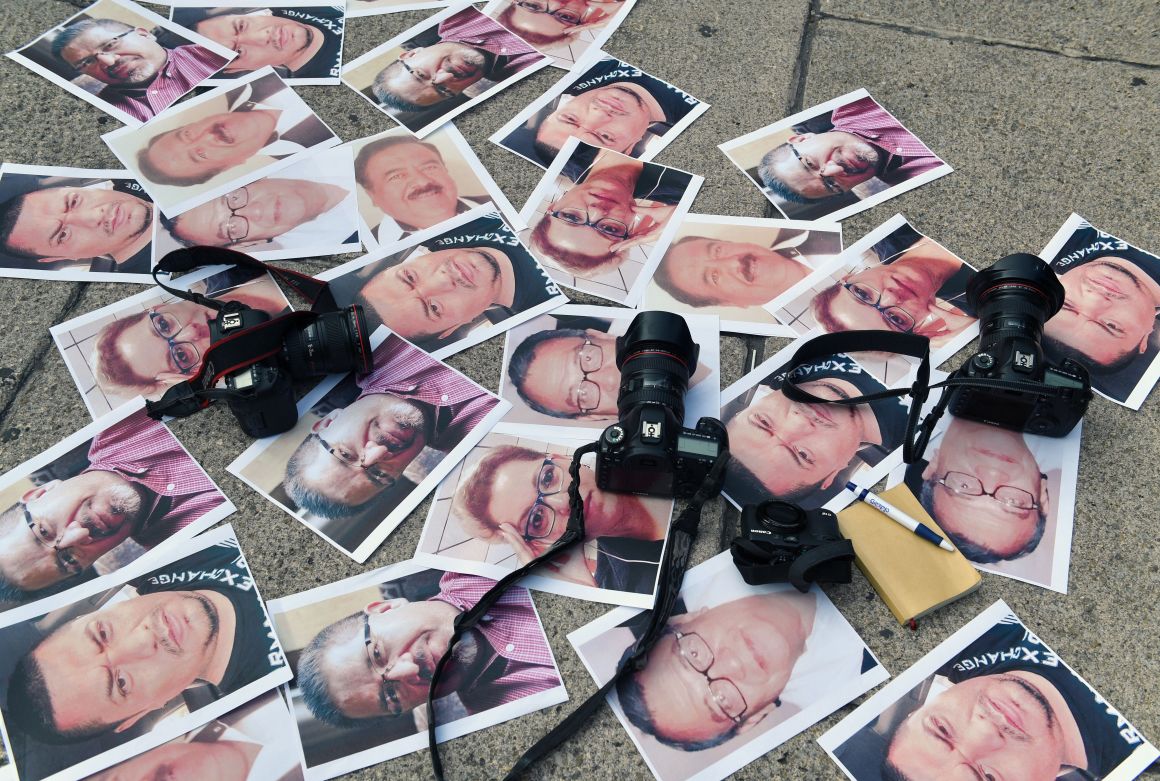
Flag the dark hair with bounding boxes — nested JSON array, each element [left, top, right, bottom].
[[506, 327, 589, 417], [531, 137, 561, 167], [137, 136, 219, 187], [0, 192, 33, 258], [297, 612, 393, 729], [371, 61, 429, 113], [758, 144, 817, 204], [882, 758, 914, 781], [354, 135, 444, 191], [614, 633, 739, 752], [1042, 331, 1144, 375], [160, 213, 196, 249], [652, 236, 723, 307], [919, 475, 1047, 563], [52, 18, 132, 63], [725, 458, 813, 506], [6, 645, 110, 743], [283, 435, 386, 520]]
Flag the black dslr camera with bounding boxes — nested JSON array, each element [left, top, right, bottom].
[[730, 500, 854, 592], [946, 253, 1091, 436], [594, 311, 727, 499]]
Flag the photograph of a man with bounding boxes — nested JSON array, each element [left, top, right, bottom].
[[899, 415, 1078, 592], [571, 554, 886, 781], [824, 602, 1157, 781], [268, 564, 565, 775], [494, 52, 707, 168], [7, 0, 233, 125], [0, 406, 232, 612], [522, 140, 699, 304], [322, 210, 562, 356], [417, 433, 673, 603], [720, 350, 908, 510], [156, 145, 358, 261], [228, 332, 503, 560], [487, 0, 632, 69], [499, 306, 718, 431], [643, 215, 843, 334], [721, 88, 951, 222], [173, 4, 345, 83], [342, 6, 547, 137], [0, 529, 289, 781], [103, 68, 339, 215], [1041, 215, 1160, 409], [0, 165, 156, 280]]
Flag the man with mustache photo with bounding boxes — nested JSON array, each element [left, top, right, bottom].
[[354, 135, 487, 243], [44, 16, 229, 122], [295, 571, 560, 729]]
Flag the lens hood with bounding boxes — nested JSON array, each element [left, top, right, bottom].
[[967, 252, 1065, 316], [614, 310, 699, 370]]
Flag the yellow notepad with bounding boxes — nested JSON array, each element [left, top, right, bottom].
[[837, 483, 981, 625]]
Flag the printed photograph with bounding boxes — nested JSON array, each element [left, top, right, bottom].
[[348, 124, 523, 250], [0, 526, 290, 781], [481, 0, 638, 70], [50, 264, 291, 419], [820, 600, 1159, 781], [519, 138, 701, 305], [169, 3, 345, 85], [84, 690, 305, 781], [102, 67, 340, 216], [569, 551, 887, 781], [415, 430, 675, 607], [719, 343, 911, 512], [491, 49, 709, 168], [266, 561, 566, 781], [0, 401, 234, 621], [227, 329, 508, 563], [641, 214, 842, 336], [890, 415, 1081, 593], [318, 206, 566, 360], [720, 88, 952, 222], [1040, 213, 1160, 410], [341, 5, 550, 138], [495, 304, 720, 438], [5, 0, 234, 126], [154, 144, 360, 262], [346, 0, 450, 19], [769, 214, 979, 382], [0, 164, 157, 283]]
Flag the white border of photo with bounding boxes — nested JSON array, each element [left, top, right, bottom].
[[345, 0, 451, 19], [480, 0, 638, 70]]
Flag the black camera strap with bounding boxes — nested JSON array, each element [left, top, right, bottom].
[[427, 436, 730, 781], [152, 246, 339, 312], [730, 537, 855, 592]]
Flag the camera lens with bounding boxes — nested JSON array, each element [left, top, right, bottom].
[[614, 311, 700, 422], [282, 305, 373, 379], [967, 253, 1064, 348], [756, 500, 807, 533]]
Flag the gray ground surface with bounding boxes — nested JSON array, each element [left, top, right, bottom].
[[0, 1, 1157, 779]]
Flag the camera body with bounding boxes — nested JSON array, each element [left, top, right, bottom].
[[732, 500, 853, 591], [945, 253, 1091, 436], [592, 311, 727, 500]]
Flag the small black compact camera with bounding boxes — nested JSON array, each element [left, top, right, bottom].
[[210, 301, 372, 438], [594, 311, 727, 499], [947, 252, 1091, 436], [731, 500, 854, 592]]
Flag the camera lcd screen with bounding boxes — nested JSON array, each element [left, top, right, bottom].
[[678, 435, 719, 457]]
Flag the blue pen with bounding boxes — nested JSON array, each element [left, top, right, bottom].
[[846, 482, 955, 552]]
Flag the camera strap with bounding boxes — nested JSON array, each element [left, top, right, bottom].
[[730, 537, 855, 592], [427, 435, 730, 781], [144, 247, 342, 420]]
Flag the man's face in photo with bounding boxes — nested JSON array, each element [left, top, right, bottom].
[[362, 142, 460, 230], [112, 299, 216, 387], [0, 471, 145, 591], [197, 13, 317, 74], [59, 25, 168, 87], [631, 595, 807, 745], [1044, 256, 1160, 369], [519, 329, 619, 419], [317, 598, 460, 720], [824, 257, 954, 336], [381, 43, 489, 108], [32, 590, 223, 736], [766, 130, 881, 199], [503, 0, 619, 42], [887, 673, 1075, 781], [542, 173, 639, 262], [662, 236, 799, 307], [293, 393, 430, 508], [170, 179, 323, 248], [91, 740, 256, 781], [360, 246, 513, 341], [143, 109, 279, 184], [922, 419, 1048, 560], [5, 186, 153, 262], [726, 378, 871, 497], [537, 84, 656, 155]]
